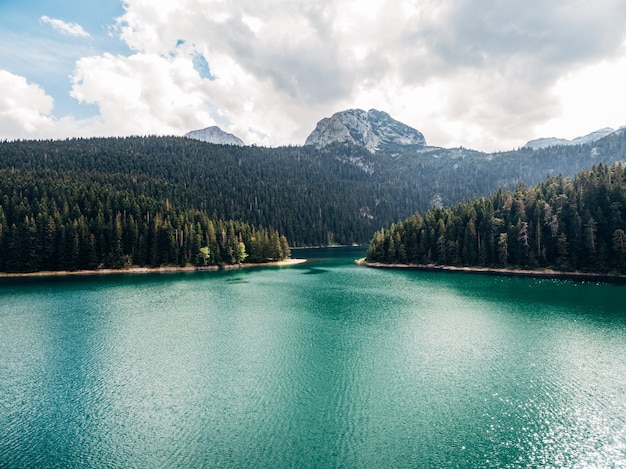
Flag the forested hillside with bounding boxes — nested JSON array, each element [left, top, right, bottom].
[[0, 138, 387, 247], [366, 163, 626, 274], [0, 170, 289, 273], [2, 131, 626, 251]]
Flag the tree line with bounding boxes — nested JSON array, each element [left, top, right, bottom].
[[2, 132, 625, 248], [0, 170, 289, 273], [366, 163, 626, 274]]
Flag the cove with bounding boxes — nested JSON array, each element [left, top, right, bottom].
[[1, 246, 625, 467]]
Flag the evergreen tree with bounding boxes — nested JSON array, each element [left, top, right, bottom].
[[366, 163, 626, 274]]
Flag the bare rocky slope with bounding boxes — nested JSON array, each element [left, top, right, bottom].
[[305, 109, 426, 152]]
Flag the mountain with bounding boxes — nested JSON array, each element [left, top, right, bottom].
[[185, 126, 244, 146], [524, 127, 615, 149], [571, 128, 617, 145], [523, 137, 572, 149], [304, 109, 426, 152]]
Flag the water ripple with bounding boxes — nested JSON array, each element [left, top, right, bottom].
[[1, 249, 625, 467]]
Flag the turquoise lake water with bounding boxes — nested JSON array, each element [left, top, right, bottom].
[[1, 246, 625, 468]]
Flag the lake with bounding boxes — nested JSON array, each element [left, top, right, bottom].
[[1, 246, 625, 468]]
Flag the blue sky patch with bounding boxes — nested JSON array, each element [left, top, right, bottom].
[[0, 0, 128, 118], [193, 53, 215, 81]]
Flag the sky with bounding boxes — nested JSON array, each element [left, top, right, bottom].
[[1, 0, 626, 152]]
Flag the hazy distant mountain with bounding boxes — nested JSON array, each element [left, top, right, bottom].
[[524, 128, 615, 149], [185, 126, 244, 146], [305, 109, 426, 152]]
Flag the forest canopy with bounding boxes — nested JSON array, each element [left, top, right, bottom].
[[2, 132, 626, 273], [0, 170, 289, 273], [1, 132, 625, 249], [366, 163, 626, 274]]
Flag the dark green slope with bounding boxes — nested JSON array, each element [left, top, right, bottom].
[[1, 129, 626, 252], [366, 163, 626, 274], [0, 169, 290, 273], [0, 137, 425, 246]]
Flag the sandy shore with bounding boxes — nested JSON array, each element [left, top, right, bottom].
[[0, 258, 307, 279], [358, 259, 626, 283]]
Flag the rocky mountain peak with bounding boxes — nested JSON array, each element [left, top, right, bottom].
[[524, 127, 615, 150], [185, 126, 244, 146], [304, 109, 426, 152]]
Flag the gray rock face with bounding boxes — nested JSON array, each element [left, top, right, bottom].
[[523, 137, 572, 149], [185, 126, 244, 146], [524, 128, 615, 149], [571, 128, 616, 145], [305, 109, 426, 152]]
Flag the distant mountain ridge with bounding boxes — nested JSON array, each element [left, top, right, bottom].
[[305, 109, 426, 153], [185, 126, 244, 146], [184, 111, 623, 155], [524, 127, 616, 149]]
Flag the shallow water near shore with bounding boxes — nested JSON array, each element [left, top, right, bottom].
[[1, 246, 625, 467]]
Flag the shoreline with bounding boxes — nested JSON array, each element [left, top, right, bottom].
[[0, 258, 307, 279], [291, 244, 366, 249], [357, 259, 626, 283]]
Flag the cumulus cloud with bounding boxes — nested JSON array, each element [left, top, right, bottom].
[[380, 0, 626, 147], [68, 48, 313, 145], [0, 70, 56, 138], [8, 0, 626, 150], [0, 70, 88, 140], [40, 16, 91, 39], [70, 52, 215, 136], [536, 57, 626, 140], [100, 0, 626, 149]]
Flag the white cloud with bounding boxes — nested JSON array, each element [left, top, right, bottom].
[[534, 57, 626, 141], [6, 0, 626, 150], [67, 49, 312, 146], [103, 0, 626, 150], [70, 52, 216, 136], [0, 70, 93, 140], [40, 16, 91, 39], [0, 70, 56, 138]]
